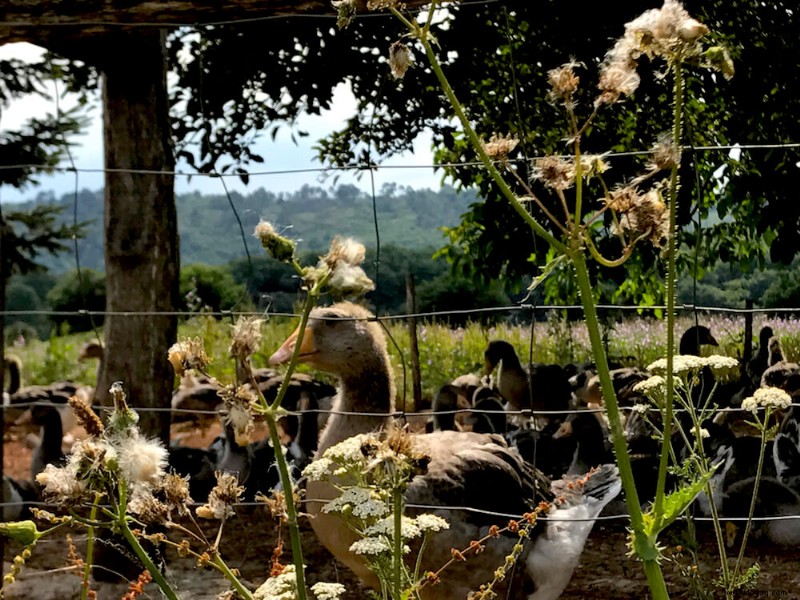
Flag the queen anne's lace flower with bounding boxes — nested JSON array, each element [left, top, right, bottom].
[[349, 537, 391, 556], [752, 387, 792, 410], [634, 375, 666, 393], [364, 515, 422, 539], [647, 355, 706, 375], [311, 582, 347, 600], [302, 458, 335, 481], [415, 513, 450, 533]]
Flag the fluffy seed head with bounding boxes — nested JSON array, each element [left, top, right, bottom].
[[389, 41, 412, 79]]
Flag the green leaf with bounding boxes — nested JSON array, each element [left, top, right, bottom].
[[657, 471, 715, 532]]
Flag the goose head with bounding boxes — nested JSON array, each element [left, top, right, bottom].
[[269, 302, 395, 451], [679, 325, 718, 356]]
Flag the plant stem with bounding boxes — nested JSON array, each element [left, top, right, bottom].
[[401, 11, 566, 255], [81, 493, 101, 600], [117, 480, 180, 600], [654, 55, 685, 521], [571, 250, 669, 599], [211, 552, 254, 600], [393, 485, 403, 600], [262, 408, 309, 600], [731, 408, 770, 588]]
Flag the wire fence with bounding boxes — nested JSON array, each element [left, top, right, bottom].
[[3, 5, 800, 593]]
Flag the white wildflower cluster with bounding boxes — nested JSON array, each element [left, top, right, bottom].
[[253, 565, 299, 600], [691, 427, 710, 439], [322, 487, 389, 520], [310, 582, 347, 600], [740, 386, 792, 414], [647, 355, 707, 375], [304, 430, 447, 571], [634, 375, 667, 394]]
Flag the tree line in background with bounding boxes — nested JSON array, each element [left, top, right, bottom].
[[6, 236, 800, 343]]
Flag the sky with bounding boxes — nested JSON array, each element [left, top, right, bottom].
[[0, 42, 441, 204]]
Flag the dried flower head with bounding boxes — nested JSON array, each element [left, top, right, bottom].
[[649, 133, 681, 171], [255, 220, 296, 263], [605, 185, 640, 213], [168, 337, 211, 376], [389, 41, 412, 79], [327, 263, 376, 297], [36, 463, 87, 504], [127, 486, 170, 524], [596, 57, 641, 106], [482, 133, 520, 162], [704, 45, 735, 79], [116, 434, 169, 486], [547, 61, 581, 105], [162, 472, 193, 515], [323, 236, 367, 269], [332, 0, 357, 30], [530, 155, 575, 190], [219, 384, 257, 446], [68, 394, 104, 437], [613, 187, 669, 246], [197, 471, 244, 520], [229, 316, 264, 361]]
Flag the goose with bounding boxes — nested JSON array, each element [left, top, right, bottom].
[[572, 367, 649, 409], [26, 402, 67, 482], [3, 355, 22, 405], [552, 409, 614, 476], [721, 476, 800, 547], [774, 412, 800, 491], [269, 302, 621, 599], [2, 476, 36, 521], [429, 374, 482, 432], [744, 326, 774, 386], [483, 340, 572, 418]]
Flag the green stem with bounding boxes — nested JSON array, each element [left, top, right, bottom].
[[731, 408, 770, 589], [571, 250, 669, 599], [393, 485, 403, 600], [399, 9, 565, 254], [211, 552, 254, 600], [263, 409, 309, 600], [81, 493, 102, 600], [117, 480, 180, 600], [654, 56, 685, 521]]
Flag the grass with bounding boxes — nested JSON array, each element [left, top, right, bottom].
[[6, 311, 800, 411]]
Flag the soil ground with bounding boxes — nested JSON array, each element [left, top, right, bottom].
[[3, 422, 800, 600]]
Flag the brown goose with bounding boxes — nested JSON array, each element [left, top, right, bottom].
[[269, 302, 620, 599]]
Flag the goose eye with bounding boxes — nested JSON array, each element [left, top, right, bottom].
[[323, 319, 337, 328]]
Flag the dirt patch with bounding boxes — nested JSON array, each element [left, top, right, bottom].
[[4, 426, 800, 599]]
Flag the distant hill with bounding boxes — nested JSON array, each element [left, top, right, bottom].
[[9, 183, 478, 272]]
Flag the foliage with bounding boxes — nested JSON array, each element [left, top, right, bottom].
[[179, 263, 252, 315], [415, 272, 510, 326], [9, 185, 474, 273], [46, 268, 106, 333], [4, 280, 50, 339]]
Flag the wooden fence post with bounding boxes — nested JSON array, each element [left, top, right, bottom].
[[743, 298, 754, 366], [406, 273, 422, 412]]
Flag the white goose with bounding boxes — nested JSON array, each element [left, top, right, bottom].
[[269, 302, 620, 599]]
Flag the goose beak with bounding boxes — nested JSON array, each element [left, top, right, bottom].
[[553, 420, 573, 439], [269, 327, 316, 365]]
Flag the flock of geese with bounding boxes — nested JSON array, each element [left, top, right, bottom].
[[3, 306, 800, 598]]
